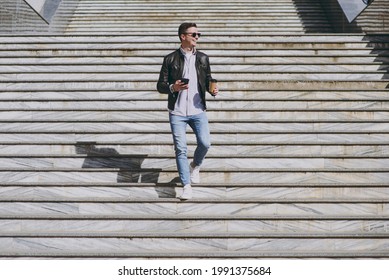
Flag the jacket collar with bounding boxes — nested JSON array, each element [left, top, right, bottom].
[[179, 47, 197, 56]]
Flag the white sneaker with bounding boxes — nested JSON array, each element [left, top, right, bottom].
[[178, 184, 193, 200], [190, 162, 200, 184]]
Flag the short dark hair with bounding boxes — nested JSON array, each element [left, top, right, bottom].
[[178, 22, 197, 40]]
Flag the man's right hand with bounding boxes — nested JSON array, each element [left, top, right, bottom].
[[172, 80, 189, 92]]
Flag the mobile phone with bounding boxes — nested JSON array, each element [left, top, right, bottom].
[[181, 78, 189, 84]]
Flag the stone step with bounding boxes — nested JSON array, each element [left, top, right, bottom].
[[43, 29, 336, 35], [2, 111, 389, 121], [58, 18, 327, 27], [68, 1, 319, 7], [3, 232, 388, 239], [2, 212, 388, 220], [62, 6, 312, 12], [1, 64, 385, 73], [1, 250, 388, 258], [58, 17, 326, 23], [6, 34, 383, 43], [1, 73, 386, 82], [0, 170, 388, 184], [0, 33, 384, 43], [1, 49, 384, 58], [66, 4, 321, 10], [67, 0, 315, 2], [1, 34, 387, 43], [63, 10, 327, 15], [1, 100, 389, 110], [61, 0, 312, 2], [58, 20, 327, 28], [1, 91, 387, 101], [0, 41, 386, 49], [1, 132, 388, 144], [0, 49, 383, 58], [1, 56, 386, 64], [0, 237, 388, 257], [64, 6, 321, 11], [1, 81, 388, 91], [0, 218, 387, 234], [62, 22, 320, 26], [0, 184, 388, 200], [61, 19, 326, 25], [57, 29, 328, 35], [1, 121, 388, 133], [61, 28, 324, 34], [1, 144, 389, 156], [66, 5, 321, 11], [1, 196, 388, 203], [0, 201, 387, 216], [2, 156, 389, 170]]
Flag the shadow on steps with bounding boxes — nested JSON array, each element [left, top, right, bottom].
[[75, 142, 177, 198]]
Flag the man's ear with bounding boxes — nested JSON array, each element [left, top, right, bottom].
[[179, 33, 185, 42]]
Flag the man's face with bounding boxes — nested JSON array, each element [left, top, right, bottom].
[[180, 27, 200, 49]]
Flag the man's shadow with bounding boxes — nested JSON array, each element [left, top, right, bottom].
[[75, 142, 177, 198]]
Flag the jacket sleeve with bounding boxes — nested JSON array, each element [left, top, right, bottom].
[[205, 55, 213, 93], [156, 56, 171, 94]]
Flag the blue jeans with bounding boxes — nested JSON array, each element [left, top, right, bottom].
[[169, 112, 211, 185]]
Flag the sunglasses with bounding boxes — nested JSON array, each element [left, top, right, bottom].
[[185, 32, 201, 38]]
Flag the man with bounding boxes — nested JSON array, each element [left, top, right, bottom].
[[157, 22, 218, 200]]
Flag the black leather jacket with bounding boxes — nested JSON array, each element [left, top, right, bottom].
[[157, 49, 213, 110]]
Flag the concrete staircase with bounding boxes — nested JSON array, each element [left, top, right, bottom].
[[0, 0, 389, 258], [52, 0, 333, 34]]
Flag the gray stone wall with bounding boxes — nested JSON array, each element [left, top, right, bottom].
[[0, 0, 50, 33], [24, 0, 62, 23], [0, 0, 72, 33], [318, 0, 389, 33]]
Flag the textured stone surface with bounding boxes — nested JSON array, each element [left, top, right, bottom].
[[0, 0, 389, 258]]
